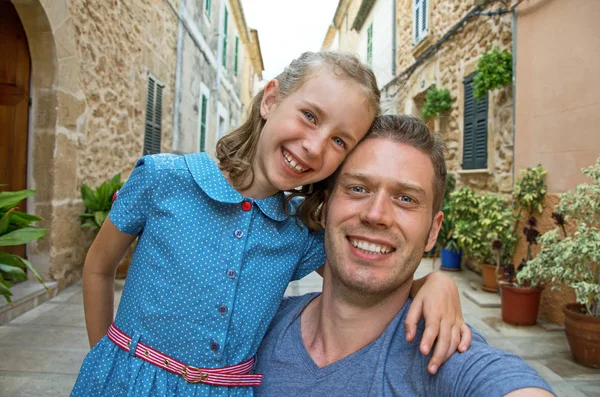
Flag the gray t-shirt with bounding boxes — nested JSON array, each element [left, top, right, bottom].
[[254, 293, 553, 397]]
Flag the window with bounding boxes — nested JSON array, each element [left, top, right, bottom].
[[198, 83, 210, 152], [234, 36, 239, 76], [462, 73, 488, 170], [413, 0, 428, 44], [222, 7, 228, 68], [367, 23, 373, 66], [143, 75, 163, 155], [204, 0, 211, 19]]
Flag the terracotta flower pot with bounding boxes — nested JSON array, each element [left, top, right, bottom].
[[500, 284, 541, 326], [481, 264, 500, 292], [562, 303, 600, 368]]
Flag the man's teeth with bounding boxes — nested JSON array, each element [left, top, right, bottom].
[[283, 151, 308, 173], [350, 239, 393, 254]]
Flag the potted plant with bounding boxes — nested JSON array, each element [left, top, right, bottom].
[[471, 47, 513, 100], [0, 189, 48, 303], [452, 187, 518, 292], [519, 156, 600, 367], [499, 165, 548, 325], [80, 174, 132, 279], [438, 174, 462, 271]]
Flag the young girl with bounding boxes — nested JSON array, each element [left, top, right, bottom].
[[72, 52, 469, 397]]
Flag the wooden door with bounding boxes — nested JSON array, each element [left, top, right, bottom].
[[0, 1, 31, 259]]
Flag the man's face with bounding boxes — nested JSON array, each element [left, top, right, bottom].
[[322, 137, 443, 297]]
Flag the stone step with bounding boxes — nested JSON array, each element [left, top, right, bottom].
[[0, 281, 58, 325]]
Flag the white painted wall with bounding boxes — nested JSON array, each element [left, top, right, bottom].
[[357, 0, 394, 88]]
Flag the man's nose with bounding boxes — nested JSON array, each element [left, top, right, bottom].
[[360, 192, 393, 228]]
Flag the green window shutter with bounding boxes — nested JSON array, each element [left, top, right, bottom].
[[199, 94, 207, 152], [222, 8, 228, 68], [143, 76, 162, 155], [367, 23, 373, 66], [462, 73, 488, 170], [234, 37, 239, 76], [204, 0, 211, 19]]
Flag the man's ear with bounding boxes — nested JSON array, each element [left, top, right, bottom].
[[319, 191, 330, 229], [260, 79, 280, 118], [424, 211, 444, 252]]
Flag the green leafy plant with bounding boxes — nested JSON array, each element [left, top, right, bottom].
[[437, 174, 459, 252], [0, 189, 48, 303], [518, 156, 600, 317], [421, 85, 453, 120], [513, 165, 547, 216], [451, 187, 518, 266], [472, 47, 512, 100], [80, 174, 123, 230]]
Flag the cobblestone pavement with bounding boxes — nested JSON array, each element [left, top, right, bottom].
[[1, 259, 599, 396]]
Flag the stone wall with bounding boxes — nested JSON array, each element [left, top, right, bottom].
[[13, 0, 178, 285], [391, 1, 513, 188]]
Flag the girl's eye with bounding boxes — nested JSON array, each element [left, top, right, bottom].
[[303, 111, 316, 123], [332, 137, 347, 149]]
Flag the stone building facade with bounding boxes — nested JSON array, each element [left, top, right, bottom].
[[2, 0, 262, 290], [323, 0, 514, 274]]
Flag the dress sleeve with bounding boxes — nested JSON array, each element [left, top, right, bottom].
[[108, 156, 156, 236], [291, 229, 326, 281]]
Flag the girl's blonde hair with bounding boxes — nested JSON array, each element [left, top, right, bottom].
[[216, 51, 381, 230]]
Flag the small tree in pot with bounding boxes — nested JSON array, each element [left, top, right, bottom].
[[518, 156, 600, 367], [499, 165, 547, 325], [452, 187, 518, 292]]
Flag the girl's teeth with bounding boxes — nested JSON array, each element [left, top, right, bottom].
[[283, 151, 307, 172]]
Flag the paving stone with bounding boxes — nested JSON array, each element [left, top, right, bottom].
[[0, 372, 77, 397], [525, 360, 564, 382], [573, 381, 600, 397], [9, 302, 85, 328], [549, 381, 591, 397], [543, 357, 600, 381], [0, 346, 87, 375], [0, 325, 88, 350], [463, 289, 501, 308]]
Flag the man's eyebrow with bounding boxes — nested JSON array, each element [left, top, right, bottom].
[[340, 171, 427, 196]]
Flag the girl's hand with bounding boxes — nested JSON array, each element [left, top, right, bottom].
[[405, 272, 472, 375]]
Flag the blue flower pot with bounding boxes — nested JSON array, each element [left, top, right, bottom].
[[440, 248, 462, 271]]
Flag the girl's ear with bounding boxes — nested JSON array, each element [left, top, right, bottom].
[[261, 79, 280, 118]]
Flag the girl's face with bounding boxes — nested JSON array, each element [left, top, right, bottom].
[[249, 69, 375, 198]]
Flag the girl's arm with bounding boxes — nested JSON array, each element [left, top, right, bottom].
[[83, 219, 136, 348], [407, 272, 472, 375]]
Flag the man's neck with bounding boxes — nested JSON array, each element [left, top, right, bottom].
[[301, 271, 412, 368]]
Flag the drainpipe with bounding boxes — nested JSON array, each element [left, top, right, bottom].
[[172, 0, 185, 153], [511, 5, 517, 184]]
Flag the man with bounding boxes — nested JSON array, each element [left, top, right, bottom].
[[254, 115, 554, 397]]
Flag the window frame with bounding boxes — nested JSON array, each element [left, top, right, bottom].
[[143, 73, 164, 155], [462, 72, 489, 170], [198, 82, 210, 152], [413, 0, 429, 44]]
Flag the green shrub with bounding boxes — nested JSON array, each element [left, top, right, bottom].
[[472, 48, 512, 100]]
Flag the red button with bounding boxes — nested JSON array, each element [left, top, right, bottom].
[[241, 201, 252, 211]]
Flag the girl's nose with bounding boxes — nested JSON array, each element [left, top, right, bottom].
[[301, 132, 327, 159]]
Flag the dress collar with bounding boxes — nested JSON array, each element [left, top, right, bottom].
[[184, 153, 287, 222]]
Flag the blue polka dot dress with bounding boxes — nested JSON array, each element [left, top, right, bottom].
[[71, 153, 325, 397]]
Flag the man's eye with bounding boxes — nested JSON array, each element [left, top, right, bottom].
[[398, 195, 413, 203], [303, 111, 316, 123], [351, 186, 365, 193], [332, 137, 346, 148]]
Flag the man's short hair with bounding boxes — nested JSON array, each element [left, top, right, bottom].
[[328, 115, 447, 213]]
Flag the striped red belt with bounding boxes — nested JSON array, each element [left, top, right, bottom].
[[106, 323, 263, 387]]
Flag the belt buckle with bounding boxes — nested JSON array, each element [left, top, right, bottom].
[[181, 366, 209, 384]]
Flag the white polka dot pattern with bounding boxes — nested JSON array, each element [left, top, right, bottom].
[[71, 153, 326, 396]]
